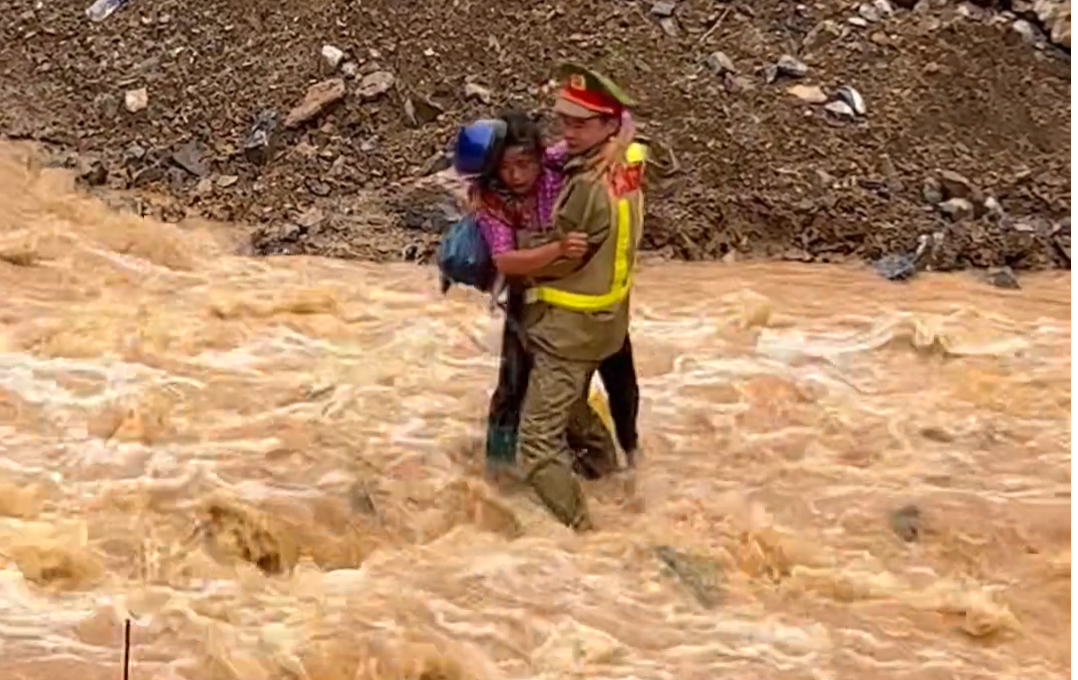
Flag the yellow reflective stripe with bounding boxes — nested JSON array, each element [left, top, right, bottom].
[[528, 278, 630, 310], [626, 141, 646, 247], [634, 183, 644, 247], [612, 196, 630, 289]]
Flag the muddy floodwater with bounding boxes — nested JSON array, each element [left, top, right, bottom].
[[0, 143, 1070, 680]]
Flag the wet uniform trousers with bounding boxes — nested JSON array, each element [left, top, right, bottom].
[[485, 286, 639, 476]]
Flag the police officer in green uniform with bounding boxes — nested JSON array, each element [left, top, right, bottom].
[[515, 64, 647, 530]]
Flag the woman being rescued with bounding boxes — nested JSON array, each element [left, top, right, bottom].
[[453, 110, 641, 481]]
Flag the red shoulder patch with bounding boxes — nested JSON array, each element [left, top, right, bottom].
[[607, 162, 643, 197]]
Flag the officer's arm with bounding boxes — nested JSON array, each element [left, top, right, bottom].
[[528, 181, 608, 279], [493, 243, 564, 277]]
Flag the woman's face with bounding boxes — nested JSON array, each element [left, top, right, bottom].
[[497, 146, 541, 196]]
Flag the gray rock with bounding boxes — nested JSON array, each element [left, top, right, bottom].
[[341, 62, 358, 78], [167, 167, 188, 193], [939, 197, 974, 221], [418, 150, 452, 177], [130, 165, 164, 187], [956, 3, 979, 19], [870, 30, 892, 45], [390, 190, 460, 234], [985, 266, 1020, 289], [124, 143, 146, 163], [306, 179, 332, 197], [858, 3, 881, 22], [171, 140, 208, 177], [464, 81, 493, 104], [802, 20, 844, 51], [879, 154, 902, 193], [651, 0, 676, 17], [890, 504, 921, 542], [356, 71, 395, 102], [217, 175, 239, 188], [836, 85, 866, 115], [1053, 230, 1070, 263], [938, 170, 975, 199], [653, 545, 722, 609], [277, 223, 303, 241], [1012, 18, 1037, 41], [982, 195, 1004, 218], [824, 100, 856, 118], [77, 157, 108, 187], [873, 253, 918, 281], [874, 0, 895, 16], [705, 51, 736, 75], [95, 92, 120, 119], [660, 17, 679, 37], [321, 44, 345, 72], [777, 54, 809, 78], [922, 177, 944, 204], [404, 96, 444, 127], [724, 73, 754, 93], [124, 87, 148, 114], [297, 206, 326, 228], [243, 109, 279, 165], [1034, 0, 1070, 49]]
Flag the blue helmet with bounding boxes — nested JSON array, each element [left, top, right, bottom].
[[453, 118, 507, 176]]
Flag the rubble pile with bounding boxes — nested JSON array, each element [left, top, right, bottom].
[[0, 0, 1069, 269]]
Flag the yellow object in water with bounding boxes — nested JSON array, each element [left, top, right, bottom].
[[588, 383, 616, 439]]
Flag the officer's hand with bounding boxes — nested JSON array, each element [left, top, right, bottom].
[[559, 232, 588, 259]]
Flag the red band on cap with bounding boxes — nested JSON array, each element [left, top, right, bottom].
[[557, 86, 621, 116]]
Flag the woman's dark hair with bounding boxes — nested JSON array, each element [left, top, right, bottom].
[[499, 109, 543, 158], [475, 109, 543, 192]]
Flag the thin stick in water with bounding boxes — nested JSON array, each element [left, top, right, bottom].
[[123, 617, 132, 680]]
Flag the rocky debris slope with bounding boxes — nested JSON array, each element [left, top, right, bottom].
[[0, 0, 1070, 270]]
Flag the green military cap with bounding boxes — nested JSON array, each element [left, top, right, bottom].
[[553, 62, 636, 119]]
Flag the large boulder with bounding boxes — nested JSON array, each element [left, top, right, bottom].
[[1034, 0, 1071, 49]]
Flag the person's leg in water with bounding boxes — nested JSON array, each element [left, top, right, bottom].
[[598, 335, 640, 464], [566, 390, 619, 480], [484, 287, 531, 477], [517, 348, 601, 529], [570, 334, 640, 476], [486, 286, 619, 481]]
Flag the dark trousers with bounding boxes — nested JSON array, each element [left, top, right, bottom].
[[485, 289, 640, 468]]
